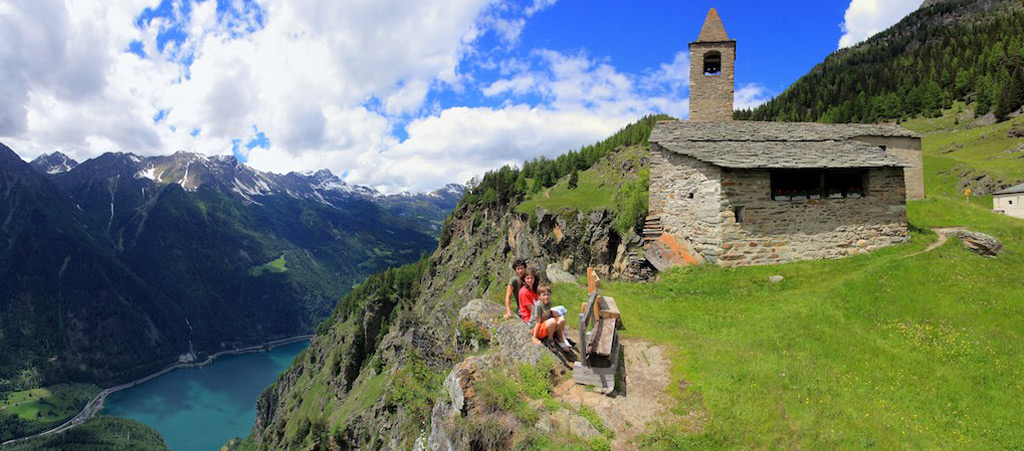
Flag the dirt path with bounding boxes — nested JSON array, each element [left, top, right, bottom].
[[905, 227, 964, 258], [553, 338, 688, 450]]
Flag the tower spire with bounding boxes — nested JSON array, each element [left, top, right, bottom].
[[697, 8, 730, 42]]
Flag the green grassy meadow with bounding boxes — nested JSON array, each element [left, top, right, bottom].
[[516, 145, 645, 215], [0, 383, 100, 438], [249, 254, 288, 276], [547, 113, 1024, 448]]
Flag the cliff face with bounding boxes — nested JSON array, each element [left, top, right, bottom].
[[245, 151, 648, 449]]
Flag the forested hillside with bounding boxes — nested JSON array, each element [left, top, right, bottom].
[[737, 0, 1024, 123], [3, 417, 169, 450]]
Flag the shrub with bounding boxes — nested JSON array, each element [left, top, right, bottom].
[[476, 371, 520, 412], [517, 355, 556, 399], [613, 168, 649, 235], [476, 369, 539, 425], [390, 353, 441, 426], [447, 413, 514, 450], [457, 319, 490, 348]]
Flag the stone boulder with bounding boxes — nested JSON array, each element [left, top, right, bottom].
[[545, 263, 579, 285], [491, 317, 547, 367], [1008, 123, 1024, 139], [947, 229, 1003, 257], [558, 410, 603, 440], [644, 234, 701, 271], [458, 299, 504, 330]]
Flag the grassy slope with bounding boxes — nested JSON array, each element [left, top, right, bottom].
[[544, 113, 1024, 448], [903, 105, 1024, 202], [515, 145, 646, 215], [249, 254, 288, 276]]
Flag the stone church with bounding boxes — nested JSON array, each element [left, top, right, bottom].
[[647, 9, 924, 267]]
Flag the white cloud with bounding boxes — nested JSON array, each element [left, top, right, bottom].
[[362, 105, 627, 192], [838, 0, 920, 49], [643, 51, 690, 92], [479, 49, 691, 122], [0, 0, 760, 194], [482, 0, 557, 46], [1, 0, 501, 173], [734, 83, 772, 110]]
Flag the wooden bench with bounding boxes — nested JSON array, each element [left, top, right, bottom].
[[572, 267, 622, 393]]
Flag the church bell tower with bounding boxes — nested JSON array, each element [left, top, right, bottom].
[[689, 8, 736, 122]]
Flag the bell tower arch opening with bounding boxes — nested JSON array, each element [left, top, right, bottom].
[[703, 51, 722, 75]]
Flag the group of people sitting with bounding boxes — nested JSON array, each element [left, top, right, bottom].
[[502, 259, 573, 352]]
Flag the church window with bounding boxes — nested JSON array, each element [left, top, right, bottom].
[[733, 206, 746, 223], [770, 170, 821, 200], [703, 51, 722, 75], [824, 170, 867, 199], [771, 170, 867, 200]]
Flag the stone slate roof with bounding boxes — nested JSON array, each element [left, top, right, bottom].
[[656, 140, 910, 169], [696, 8, 731, 42], [994, 182, 1024, 195], [650, 120, 917, 169], [650, 120, 921, 142]]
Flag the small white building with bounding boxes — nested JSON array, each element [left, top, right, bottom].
[[993, 183, 1024, 219]]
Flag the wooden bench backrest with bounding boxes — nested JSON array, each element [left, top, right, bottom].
[[578, 267, 609, 365], [578, 291, 599, 362]]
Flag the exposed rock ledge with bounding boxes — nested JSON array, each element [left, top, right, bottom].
[[427, 299, 548, 450]]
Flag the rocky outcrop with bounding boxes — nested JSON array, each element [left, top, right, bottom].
[[428, 300, 548, 450], [504, 207, 634, 279], [946, 229, 1003, 257], [545, 263, 578, 285]]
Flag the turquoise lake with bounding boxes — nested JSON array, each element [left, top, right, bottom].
[[103, 340, 308, 450]]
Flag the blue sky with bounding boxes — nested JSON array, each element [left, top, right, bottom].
[[0, 0, 922, 192]]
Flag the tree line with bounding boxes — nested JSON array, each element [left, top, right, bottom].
[[458, 114, 670, 210]]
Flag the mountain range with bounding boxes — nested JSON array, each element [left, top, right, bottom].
[[0, 143, 461, 389]]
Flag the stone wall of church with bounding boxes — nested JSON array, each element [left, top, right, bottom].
[[852, 135, 925, 199], [689, 41, 735, 122], [648, 146, 724, 262], [715, 167, 909, 267]]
